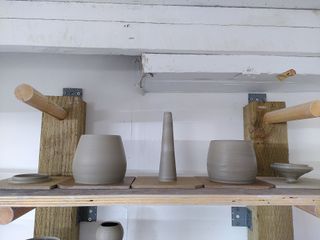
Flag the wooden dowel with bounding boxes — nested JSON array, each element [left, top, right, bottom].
[[15, 84, 67, 120], [0, 207, 34, 224], [263, 100, 320, 124], [295, 206, 320, 218]]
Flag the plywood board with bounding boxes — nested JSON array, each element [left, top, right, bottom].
[[131, 177, 203, 189], [0, 176, 70, 190], [58, 177, 135, 190], [258, 177, 320, 189], [197, 177, 274, 190]]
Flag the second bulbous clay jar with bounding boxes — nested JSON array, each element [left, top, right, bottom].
[[72, 135, 127, 184], [207, 140, 257, 184]]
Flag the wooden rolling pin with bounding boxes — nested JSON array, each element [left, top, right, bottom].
[[0, 207, 34, 225], [263, 100, 320, 124], [15, 84, 67, 120]]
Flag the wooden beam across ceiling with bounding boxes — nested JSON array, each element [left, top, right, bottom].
[[17, 0, 320, 10], [0, 1, 320, 56]]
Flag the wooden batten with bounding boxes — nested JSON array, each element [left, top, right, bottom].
[[263, 100, 320, 124], [0, 207, 34, 225], [34, 96, 86, 240], [15, 84, 68, 120], [244, 101, 293, 240], [296, 206, 320, 218]]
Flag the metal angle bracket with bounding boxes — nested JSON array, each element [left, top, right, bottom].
[[231, 207, 252, 230], [78, 206, 97, 222], [248, 93, 267, 103], [63, 88, 83, 98]]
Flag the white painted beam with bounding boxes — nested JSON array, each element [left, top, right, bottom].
[[1, 1, 320, 56], [2, 1, 320, 28], [22, 0, 320, 10], [1, 19, 320, 56], [141, 54, 320, 93]]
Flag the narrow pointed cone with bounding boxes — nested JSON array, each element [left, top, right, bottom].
[[159, 112, 177, 182]]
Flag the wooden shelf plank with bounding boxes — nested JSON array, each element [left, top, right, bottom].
[[0, 188, 319, 207]]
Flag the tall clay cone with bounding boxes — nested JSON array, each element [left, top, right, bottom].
[[159, 112, 177, 182]]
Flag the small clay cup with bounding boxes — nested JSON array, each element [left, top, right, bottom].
[[207, 140, 257, 184], [72, 135, 127, 184], [96, 221, 124, 240]]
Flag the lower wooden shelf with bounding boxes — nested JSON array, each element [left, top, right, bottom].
[[0, 188, 319, 207]]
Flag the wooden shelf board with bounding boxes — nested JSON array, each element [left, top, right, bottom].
[[0, 188, 319, 207]]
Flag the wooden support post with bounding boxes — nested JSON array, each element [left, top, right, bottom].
[[34, 96, 86, 240], [244, 101, 294, 240]]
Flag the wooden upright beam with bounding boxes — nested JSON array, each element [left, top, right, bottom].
[[34, 96, 86, 240], [244, 101, 294, 240]]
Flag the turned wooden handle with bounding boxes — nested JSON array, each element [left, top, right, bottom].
[[0, 207, 34, 225], [15, 84, 67, 120], [263, 100, 320, 124]]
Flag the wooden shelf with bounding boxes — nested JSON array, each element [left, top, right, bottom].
[[0, 188, 319, 207]]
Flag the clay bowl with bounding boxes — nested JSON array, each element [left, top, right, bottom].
[[207, 140, 257, 184], [271, 163, 313, 183]]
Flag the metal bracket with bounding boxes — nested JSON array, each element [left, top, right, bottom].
[[248, 93, 267, 103], [63, 88, 83, 98], [78, 206, 97, 222], [231, 207, 252, 230]]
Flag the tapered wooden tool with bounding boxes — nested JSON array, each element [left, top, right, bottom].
[[0, 207, 34, 224], [264, 100, 320, 124], [15, 84, 67, 120]]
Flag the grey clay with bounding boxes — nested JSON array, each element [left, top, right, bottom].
[[207, 140, 257, 184], [159, 112, 177, 182]]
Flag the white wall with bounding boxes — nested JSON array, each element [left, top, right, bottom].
[[0, 53, 319, 239]]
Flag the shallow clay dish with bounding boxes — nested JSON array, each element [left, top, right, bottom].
[[271, 163, 313, 183], [10, 174, 50, 184]]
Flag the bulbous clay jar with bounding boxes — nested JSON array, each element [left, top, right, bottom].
[[96, 222, 124, 240], [73, 135, 127, 184], [207, 140, 257, 184]]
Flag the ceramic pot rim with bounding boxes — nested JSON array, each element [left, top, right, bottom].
[[100, 221, 122, 227], [81, 134, 121, 138], [209, 140, 252, 143]]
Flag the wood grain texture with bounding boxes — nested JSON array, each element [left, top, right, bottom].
[[38, 96, 86, 176], [58, 177, 135, 190], [131, 177, 203, 189], [244, 101, 293, 240], [244, 102, 288, 176], [35, 96, 86, 240], [198, 177, 274, 190], [249, 206, 293, 240], [35, 207, 79, 240], [0, 176, 70, 190], [0, 188, 320, 206]]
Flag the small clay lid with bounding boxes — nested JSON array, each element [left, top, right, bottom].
[[10, 174, 50, 184]]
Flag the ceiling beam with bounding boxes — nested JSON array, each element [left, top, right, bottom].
[[17, 0, 320, 10]]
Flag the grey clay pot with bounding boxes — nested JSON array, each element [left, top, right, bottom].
[[72, 135, 127, 184], [96, 222, 124, 240], [159, 112, 177, 182], [207, 140, 257, 184]]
